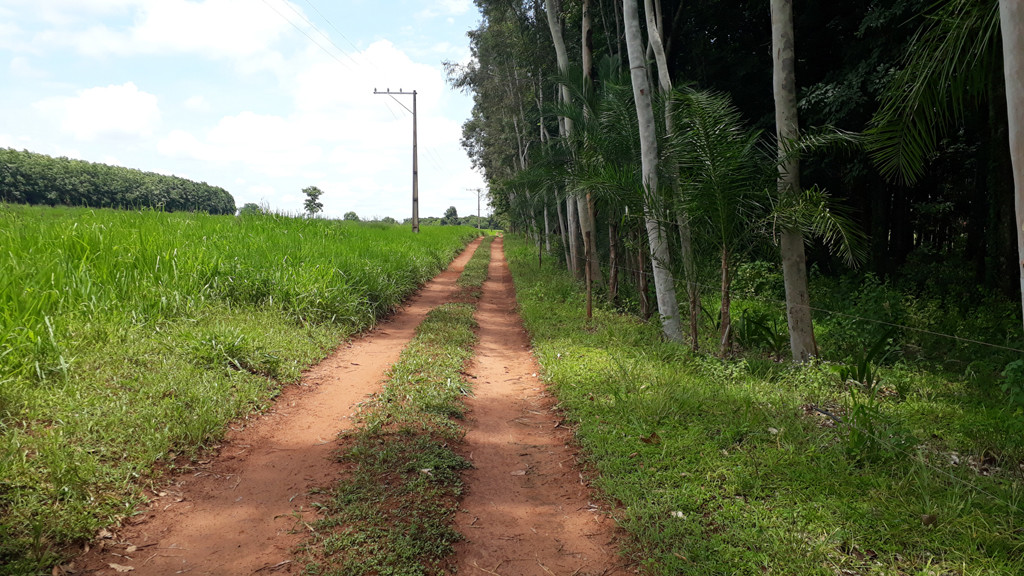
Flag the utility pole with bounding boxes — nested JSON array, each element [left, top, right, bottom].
[[374, 88, 419, 233], [466, 187, 486, 229]]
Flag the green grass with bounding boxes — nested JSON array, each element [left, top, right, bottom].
[[302, 237, 492, 576], [505, 235, 1024, 576], [0, 203, 479, 575]]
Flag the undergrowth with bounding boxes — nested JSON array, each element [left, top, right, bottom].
[[0, 204, 479, 575], [505, 235, 1024, 576], [301, 236, 493, 575]]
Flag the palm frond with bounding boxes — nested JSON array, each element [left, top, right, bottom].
[[867, 0, 1001, 184]]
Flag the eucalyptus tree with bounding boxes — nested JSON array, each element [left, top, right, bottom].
[[1000, 0, 1024, 329], [623, 0, 684, 342], [771, 0, 817, 362]]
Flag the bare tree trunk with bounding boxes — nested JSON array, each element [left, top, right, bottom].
[[999, 0, 1024, 331], [720, 245, 732, 356], [638, 239, 651, 320], [544, 204, 552, 253], [624, 0, 684, 342], [772, 0, 817, 362], [608, 217, 620, 304], [557, 197, 570, 267], [566, 196, 582, 279], [580, 0, 603, 289], [644, 0, 698, 348], [678, 212, 699, 350]]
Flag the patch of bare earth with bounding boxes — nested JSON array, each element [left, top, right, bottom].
[[453, 237, 630, 576], [71, 238, 483, 576]]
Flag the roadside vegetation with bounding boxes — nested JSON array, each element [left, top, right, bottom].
[[302, 236, 494, 575], [0, 203, 479, 575], [505, 235, 1024, 575]]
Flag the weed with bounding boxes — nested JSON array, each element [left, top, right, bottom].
[[301, 239, 490, 575]]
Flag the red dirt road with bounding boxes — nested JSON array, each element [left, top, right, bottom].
[[72, 236, 629, 576], [453, 238, 629, 576], [74, 238, 482, 575]]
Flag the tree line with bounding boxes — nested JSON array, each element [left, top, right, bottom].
[[447, 0, 1024, 360], [0, 148, 236, 215]]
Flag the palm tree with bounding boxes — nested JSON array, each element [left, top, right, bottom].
[[669, 89, 767, 355]]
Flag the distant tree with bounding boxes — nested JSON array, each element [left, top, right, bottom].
[[239, 203, 262, 216], [442, 206, 459, 225], [343, 211, 360, 221], [303, 186, 324, 216], [380, 216, 397, 224]]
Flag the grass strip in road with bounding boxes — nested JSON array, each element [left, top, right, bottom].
[[504, 235, 1024, 576], [302, 238, 493, 576]]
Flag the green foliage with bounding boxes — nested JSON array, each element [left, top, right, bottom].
[[505, 234, 1024, 576], [343, 210, 359, 221], [239, 203, 263, 215], [302, 185, 324, 216], [0, 148, 235, 214], [441, 206, 459, 225], [0, 204, 478, 572]]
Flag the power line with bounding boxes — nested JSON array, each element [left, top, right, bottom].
[[258, 0, 352, 71], [278, 0, 363, 69], [300, 0, 377, 68]]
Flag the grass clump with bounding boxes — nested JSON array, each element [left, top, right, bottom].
[[0, 204, 479, 574], [302, 240, 492, 576], [504, 235, 1024, 576]]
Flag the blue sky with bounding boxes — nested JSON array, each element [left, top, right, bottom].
[[0, 0, 488, 220]]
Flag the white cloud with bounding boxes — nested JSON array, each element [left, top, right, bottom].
[[184, 95, 212, 112], [31, 0, 295, 62], [34, 82, 161, 141]]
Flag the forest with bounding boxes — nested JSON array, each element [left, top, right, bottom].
[[0, 148, 236, 215], [446, 0, 1024, 363]]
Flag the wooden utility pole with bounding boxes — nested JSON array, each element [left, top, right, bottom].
[[374, 88, 419, 233], [466, 187, 486, 229]]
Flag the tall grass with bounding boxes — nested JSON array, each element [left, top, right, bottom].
[[0, 203, 478, 574]]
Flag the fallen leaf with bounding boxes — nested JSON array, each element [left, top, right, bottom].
[[98, 529, 114, 540], [125, 545, 137, 553], [767, 427, 779, 435], [510, 470, 527, 476], [108, 564, 134, 573], [640, 432, 661, 445]]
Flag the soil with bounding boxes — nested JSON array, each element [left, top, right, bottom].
[[452, 238, 630, 576], [70, 236, 627, 576]]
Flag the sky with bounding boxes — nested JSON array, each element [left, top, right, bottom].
[[0, 0, 489, 221]]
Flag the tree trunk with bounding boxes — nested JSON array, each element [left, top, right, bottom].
[[720, 245, 732, 357], [566, 196, 583, 278], [999, 0, 1024, 330], [645, 0, 698, 348], [624, 0, 684, 342], [580, 0, 603, 289], [608, 217, 620, 305], [557, 196, 570, 267], [678, 212, 699, 351], [544, 204, 552, 253], [771, 0, 817, 362]]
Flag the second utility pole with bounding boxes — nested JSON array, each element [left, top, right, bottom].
[[374, 88, 419, 233]]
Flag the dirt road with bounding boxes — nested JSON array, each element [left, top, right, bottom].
[[73, 236, 627, 575], [452, 238, 629, 576]]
